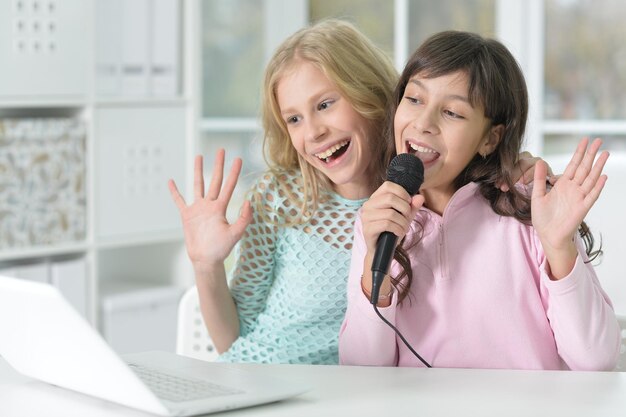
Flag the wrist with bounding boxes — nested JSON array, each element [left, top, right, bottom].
[[360, 275, 394, 307], [193, 260, 226, 281], [542, 240, 578, 280]]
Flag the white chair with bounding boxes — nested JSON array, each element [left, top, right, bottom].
[[176, 286, 219, 361], [616, 315, 626, 372]]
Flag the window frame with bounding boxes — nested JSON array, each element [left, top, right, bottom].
[[197, 0, 625, 163]]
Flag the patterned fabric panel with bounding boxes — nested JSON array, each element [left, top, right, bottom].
[[0, 118, 86, 249]]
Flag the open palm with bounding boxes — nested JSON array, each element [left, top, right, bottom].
[[168, 150, 252, 273], [531, 138, 609, 252]]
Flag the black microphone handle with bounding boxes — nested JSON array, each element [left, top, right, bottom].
[[370, 231, 398, 304]]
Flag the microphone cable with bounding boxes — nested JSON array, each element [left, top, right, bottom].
[[369, 153, 431, 367], [373, 304, 432, 368]]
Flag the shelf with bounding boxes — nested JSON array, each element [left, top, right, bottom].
[[542, 120, 626, 135], [0, 242, 90, 262], [0, 104, 86, 117], [94, 97, 189, 108], [0, 0, 193, 333], [95, 230, 184, 250], [199, 117, 261, 132]]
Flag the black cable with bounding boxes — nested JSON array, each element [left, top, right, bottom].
[[373, 304, 432, 368]]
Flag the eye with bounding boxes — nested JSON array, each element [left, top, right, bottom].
[[285, 115, 301, 125], [403, 95, 420, 105], [444, 109, 464, 119], [318, 100, 334, 111]]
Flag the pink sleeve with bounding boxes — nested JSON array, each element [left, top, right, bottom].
[[338, 212, 399, 366], [540, 237, 621, 371]]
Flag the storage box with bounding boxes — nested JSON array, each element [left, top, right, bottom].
[[100, 281, 183, 354]]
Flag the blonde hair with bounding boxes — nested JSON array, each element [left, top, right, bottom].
[[260, 19, 397, 224]]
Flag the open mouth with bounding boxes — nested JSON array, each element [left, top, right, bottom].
[[315, 140, 350, 164], [406, 141, 439, 164]]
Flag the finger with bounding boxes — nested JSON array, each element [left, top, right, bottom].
[[365, 184, 413, 217], [573, 138, 603, 185], [520, 163, 537, 185], [378, 192, 413, 218], [581, 150, 609, 194], [548, 174, 561, 185], [168, 179, 187, 210], [407, 196, 425, 227], [583, 174, 608, 210], [562, 137, 589, 180], [219, 158, 243, 204], [363, 206, 413, 236], [510, 155, 541, 187], [206, 149, 226, 200], [193, 155, 205, 200], [507, 162, 523, 187], [370, 217, 410, 239], [531, 160, 548, 200], [376, 181, 413, 201], [410, 194, 425, 211], [231, 200, 253, 239]]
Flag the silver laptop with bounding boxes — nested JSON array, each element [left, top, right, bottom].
[[0, 275, 308, 416]]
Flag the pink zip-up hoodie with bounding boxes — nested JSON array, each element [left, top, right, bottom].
[[339, 182, 621, 370]]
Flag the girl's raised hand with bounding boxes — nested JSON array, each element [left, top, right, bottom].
[[168, 150, 253, 275], [531, 138, 609, 275]]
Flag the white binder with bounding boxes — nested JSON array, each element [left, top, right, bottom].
[[151, 0, 180, 96], [95, 0, 123, 96], [120, 0, 150, 96]]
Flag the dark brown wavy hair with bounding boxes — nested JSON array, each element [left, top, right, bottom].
[[382, 31, 600, 303]]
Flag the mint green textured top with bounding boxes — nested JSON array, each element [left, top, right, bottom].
[[217, 170, 366, 364]]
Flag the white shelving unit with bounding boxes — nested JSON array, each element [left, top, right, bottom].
[[0, 0, 198, 353]]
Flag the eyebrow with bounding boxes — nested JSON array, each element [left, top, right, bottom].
[[408, 78, 471, 104]]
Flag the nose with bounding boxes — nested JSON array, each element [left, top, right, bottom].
[[411, 106, 439, 135], [304, 115, 328, 142]]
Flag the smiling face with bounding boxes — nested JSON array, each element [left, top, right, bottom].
[[276, 60, 376, 200], [394, 70, 502, 213]]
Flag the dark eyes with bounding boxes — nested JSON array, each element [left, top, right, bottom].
[[403, 96, 464, 119], [284, 99, 335, 125], [318, 100, 333, 110], [286, 115, 301, 124], [444, 109, 463, 119]]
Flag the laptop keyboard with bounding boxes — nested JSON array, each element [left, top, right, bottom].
[[128, 364, 244, 403]]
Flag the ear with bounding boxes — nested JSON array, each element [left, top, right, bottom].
[[481, 124, 504, 157]]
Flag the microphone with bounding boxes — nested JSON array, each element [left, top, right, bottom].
[[370, 153, 424, 305]]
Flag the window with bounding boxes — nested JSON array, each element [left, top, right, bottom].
[[199, 0, 625, 169], [199, 0, 498, 178], [199, 0, 268, 199], [542, 0, 626, 154], [407, 0, 496, 52], [201, 0, 264, 118], [310, 0, 394, 58]]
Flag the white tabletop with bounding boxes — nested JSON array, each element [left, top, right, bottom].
[[1, 356, 625, 417]]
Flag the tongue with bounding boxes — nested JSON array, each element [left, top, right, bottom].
[[415, 151, 439, 164], [326, 143, 349, 162]]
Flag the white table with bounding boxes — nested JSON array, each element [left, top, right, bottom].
[[1, 356, 625, 417]]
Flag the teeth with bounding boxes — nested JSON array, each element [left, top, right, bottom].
[[409, 143, 436, 153], [315, 140, 349, 159]]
